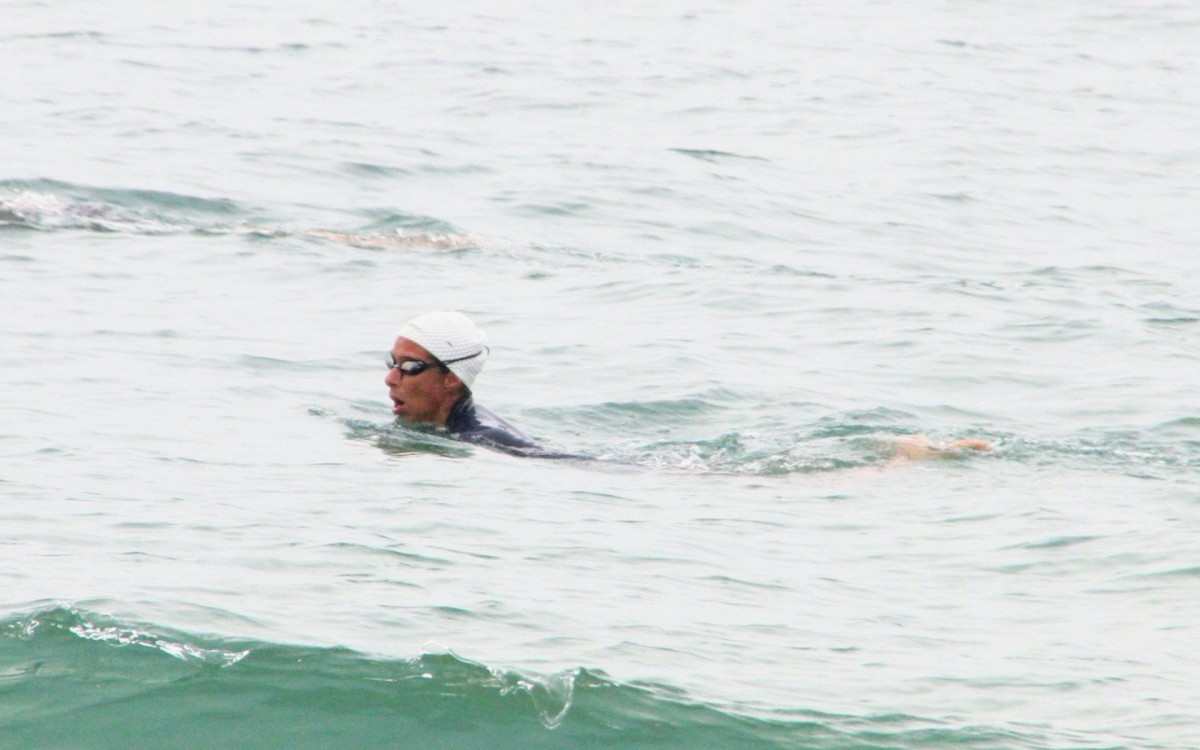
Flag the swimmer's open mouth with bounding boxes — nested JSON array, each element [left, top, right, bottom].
[[391, 397, 404, 415]]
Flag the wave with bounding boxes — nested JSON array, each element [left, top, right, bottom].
[[0, 180, 478, 249], [0, 181, 224, 234], [0, 606, 1047, 750]]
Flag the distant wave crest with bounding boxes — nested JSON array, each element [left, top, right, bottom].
[[0, 180, 479, 249]]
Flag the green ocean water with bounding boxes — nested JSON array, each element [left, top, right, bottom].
[[3, 0, 1199, 748], [0, 608, 1069, 750]]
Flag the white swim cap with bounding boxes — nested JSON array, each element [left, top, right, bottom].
[[398, 310, 489, 390]]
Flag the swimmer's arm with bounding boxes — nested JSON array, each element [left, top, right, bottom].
[[891, 434, 992, 460]]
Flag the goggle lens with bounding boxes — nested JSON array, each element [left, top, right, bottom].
[[386, 355, 434, 376]]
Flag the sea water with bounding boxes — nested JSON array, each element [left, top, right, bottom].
[[2, 0, 1198, 748]]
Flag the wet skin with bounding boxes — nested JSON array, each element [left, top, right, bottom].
[[384, 337, 464, 427]]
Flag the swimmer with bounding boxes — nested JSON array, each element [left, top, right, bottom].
[[385, 310, 542, 453], [384, 311, 992, 461]]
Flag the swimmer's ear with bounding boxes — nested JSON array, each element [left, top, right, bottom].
[[443, 370, 465, 392]]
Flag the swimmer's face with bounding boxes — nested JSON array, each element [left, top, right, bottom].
[[385, 336, 463, 426]]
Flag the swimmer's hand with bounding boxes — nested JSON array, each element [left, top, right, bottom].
[[891, 434, 992, 460]]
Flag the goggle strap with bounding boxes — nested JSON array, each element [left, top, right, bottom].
[[440, 346, 488, 365]]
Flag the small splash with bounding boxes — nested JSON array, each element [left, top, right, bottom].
[[495, 667, 581, 729], [0, 190, 63, 224], [616, 432, 874, 475], [397, 650, 590, 729], [0, 189, 193, 234], [68, 620, 250, 667], [3, 607, 249, 668]]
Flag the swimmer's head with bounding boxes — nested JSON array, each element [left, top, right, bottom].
[[397, 310, 488, 391]]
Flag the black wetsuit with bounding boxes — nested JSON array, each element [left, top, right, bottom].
[[444, 395, 543, 453]]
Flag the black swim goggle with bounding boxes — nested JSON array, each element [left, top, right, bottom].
[[386, 348, 487, 377]]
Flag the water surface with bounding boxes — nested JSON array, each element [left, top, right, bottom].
[[2, 1, 1198, 747]]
